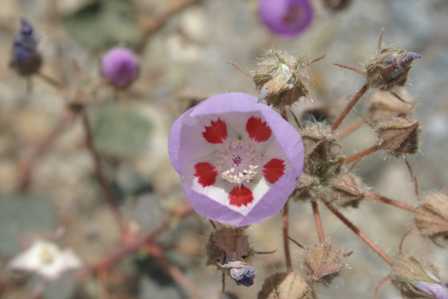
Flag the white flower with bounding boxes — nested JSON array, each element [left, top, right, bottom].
[[8, 240, 82, 280]]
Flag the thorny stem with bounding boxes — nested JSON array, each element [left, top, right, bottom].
[[335, 118, 365, 140], [321, 198, 393, 266], [311, 200, 326, 243], [343, 144, 381, 164], [282, 201, 293, 272], [80, 109, 127, 234], [331, 83, 369, 131], [365, 192, 417, 213], [17, 110, 78, 191], [136, 0, 201, 54], [404, 158, 420, 200]]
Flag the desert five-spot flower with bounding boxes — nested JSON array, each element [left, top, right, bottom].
[[169, 93, 304, 226]]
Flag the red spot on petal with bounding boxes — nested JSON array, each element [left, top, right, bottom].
[[263, 158, 285, 183], [246, 116, 272, 142], [202, 118, 227, 144], [194, 162, 217, 187], [229, 185, 254, 207]]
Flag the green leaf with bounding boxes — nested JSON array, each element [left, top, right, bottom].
[[62, 0, 141, 51], [90, 103, 152, 159], [0, 194, 57, 256]]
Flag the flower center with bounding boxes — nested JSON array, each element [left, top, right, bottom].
[[217, 138, 261, 184]]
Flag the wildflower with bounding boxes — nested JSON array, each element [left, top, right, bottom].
[[415, 282, 448, 299], [169, 93, 304, 226], [258, 0, 314, 38], [10, 19, 42, 77], [8, 240, 82, 280], [100, 47, 139, 89]]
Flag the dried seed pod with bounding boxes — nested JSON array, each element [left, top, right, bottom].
[[330, 172, 367, 208], [366, 48, 421, 91], [258, 272, 314, 299], [304, 242, 348, 284], [253, 50, 310, 109], [293, 174, 319, 201], [368, 88, 415, 122], [300, 123, 344, 178], [321, 0, 352, 11], [206, 227, 253, 266], [415, 193, 448, 246], [375, 116, 419, 156], [391, 255, 442, 299]]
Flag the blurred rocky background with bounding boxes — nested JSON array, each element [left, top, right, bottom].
[[0, 0, 447, 298]]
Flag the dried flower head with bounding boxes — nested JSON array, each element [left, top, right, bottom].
[[330, 172, 367, 208], [321, 0, 352, 11], [368, 89, 415, 122], [101, 47, 140, 89], [169, 93, 304, 226], [8, 240, 82, 280], [415, 193, 448, 246], [391, 255, 442, 299], [258, 272, 314, 299], [366, 48, 421, 90], [10, 19, 42, 77], [253, 50, 310, 109], [374, 116, 420, 156], [304, 242, 349, 284], [258, 0, 314, 38]]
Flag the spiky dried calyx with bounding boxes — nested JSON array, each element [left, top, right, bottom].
[[330, 172, 367, 208], [300, 123, 344, 179], [206, 227, 253, 266], [374, 116, 419, 156], [253, 50, 310, 109], [366, 48, 421, 90], [304, 242, 349, 284], [415, 193, 448, 246], [257, 272, 314, 299], [391, 255, 442, 299]]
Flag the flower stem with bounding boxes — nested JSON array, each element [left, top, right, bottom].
[[332, 83, 369, 131], [311, 200, 326, 243], [321, 198, 393, 266], [365, 192, 417, 213], [335, 118, 365, 140], [344, 144, 381, 164], [282, 201, 293, 272]]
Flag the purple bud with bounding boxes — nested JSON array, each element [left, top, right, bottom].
[[100, 47, 140, 89], [10, 18, 42, 76], [258, 0, 314, 38], [416, 282, 448, 299], [230, 265, 256, 287]]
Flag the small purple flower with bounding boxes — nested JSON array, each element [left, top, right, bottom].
[[10, 19, 42, 76], [100, 47, 139, 89], [169, 93, 304, 227], [258, 0, 314, 38], [416, 282, 448, 299]]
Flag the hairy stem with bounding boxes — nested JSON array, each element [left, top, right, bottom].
[[282, 201, 293, 272], [344, 144, 381, 164], [321, 198, 393, 266], [365, 192, 417, 213], [332, 83, 369, 131], [335, 118, 365, 140], [311, 200, 326, 243]]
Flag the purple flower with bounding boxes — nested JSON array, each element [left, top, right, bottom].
[[10, 19, 42, 76], [416, 282, 448, 299], [169, 93, 304, 227], [258, 0, 314, 38], [100, 47, 139, 88]]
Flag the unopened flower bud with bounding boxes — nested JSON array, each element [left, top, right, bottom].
[[391, 255, 441, 299], [10, 19, 42, 77], [366, 48, 421, 90], [375, 116, 419, 156], [258, 0, 314, 38], [415, 193, 448, 246], [330, 172, 367, 208], [304, 242, 348, 283], [229, 263, 256, 286], [101, 47, 139, 89], [253, 50, 310, 109]]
